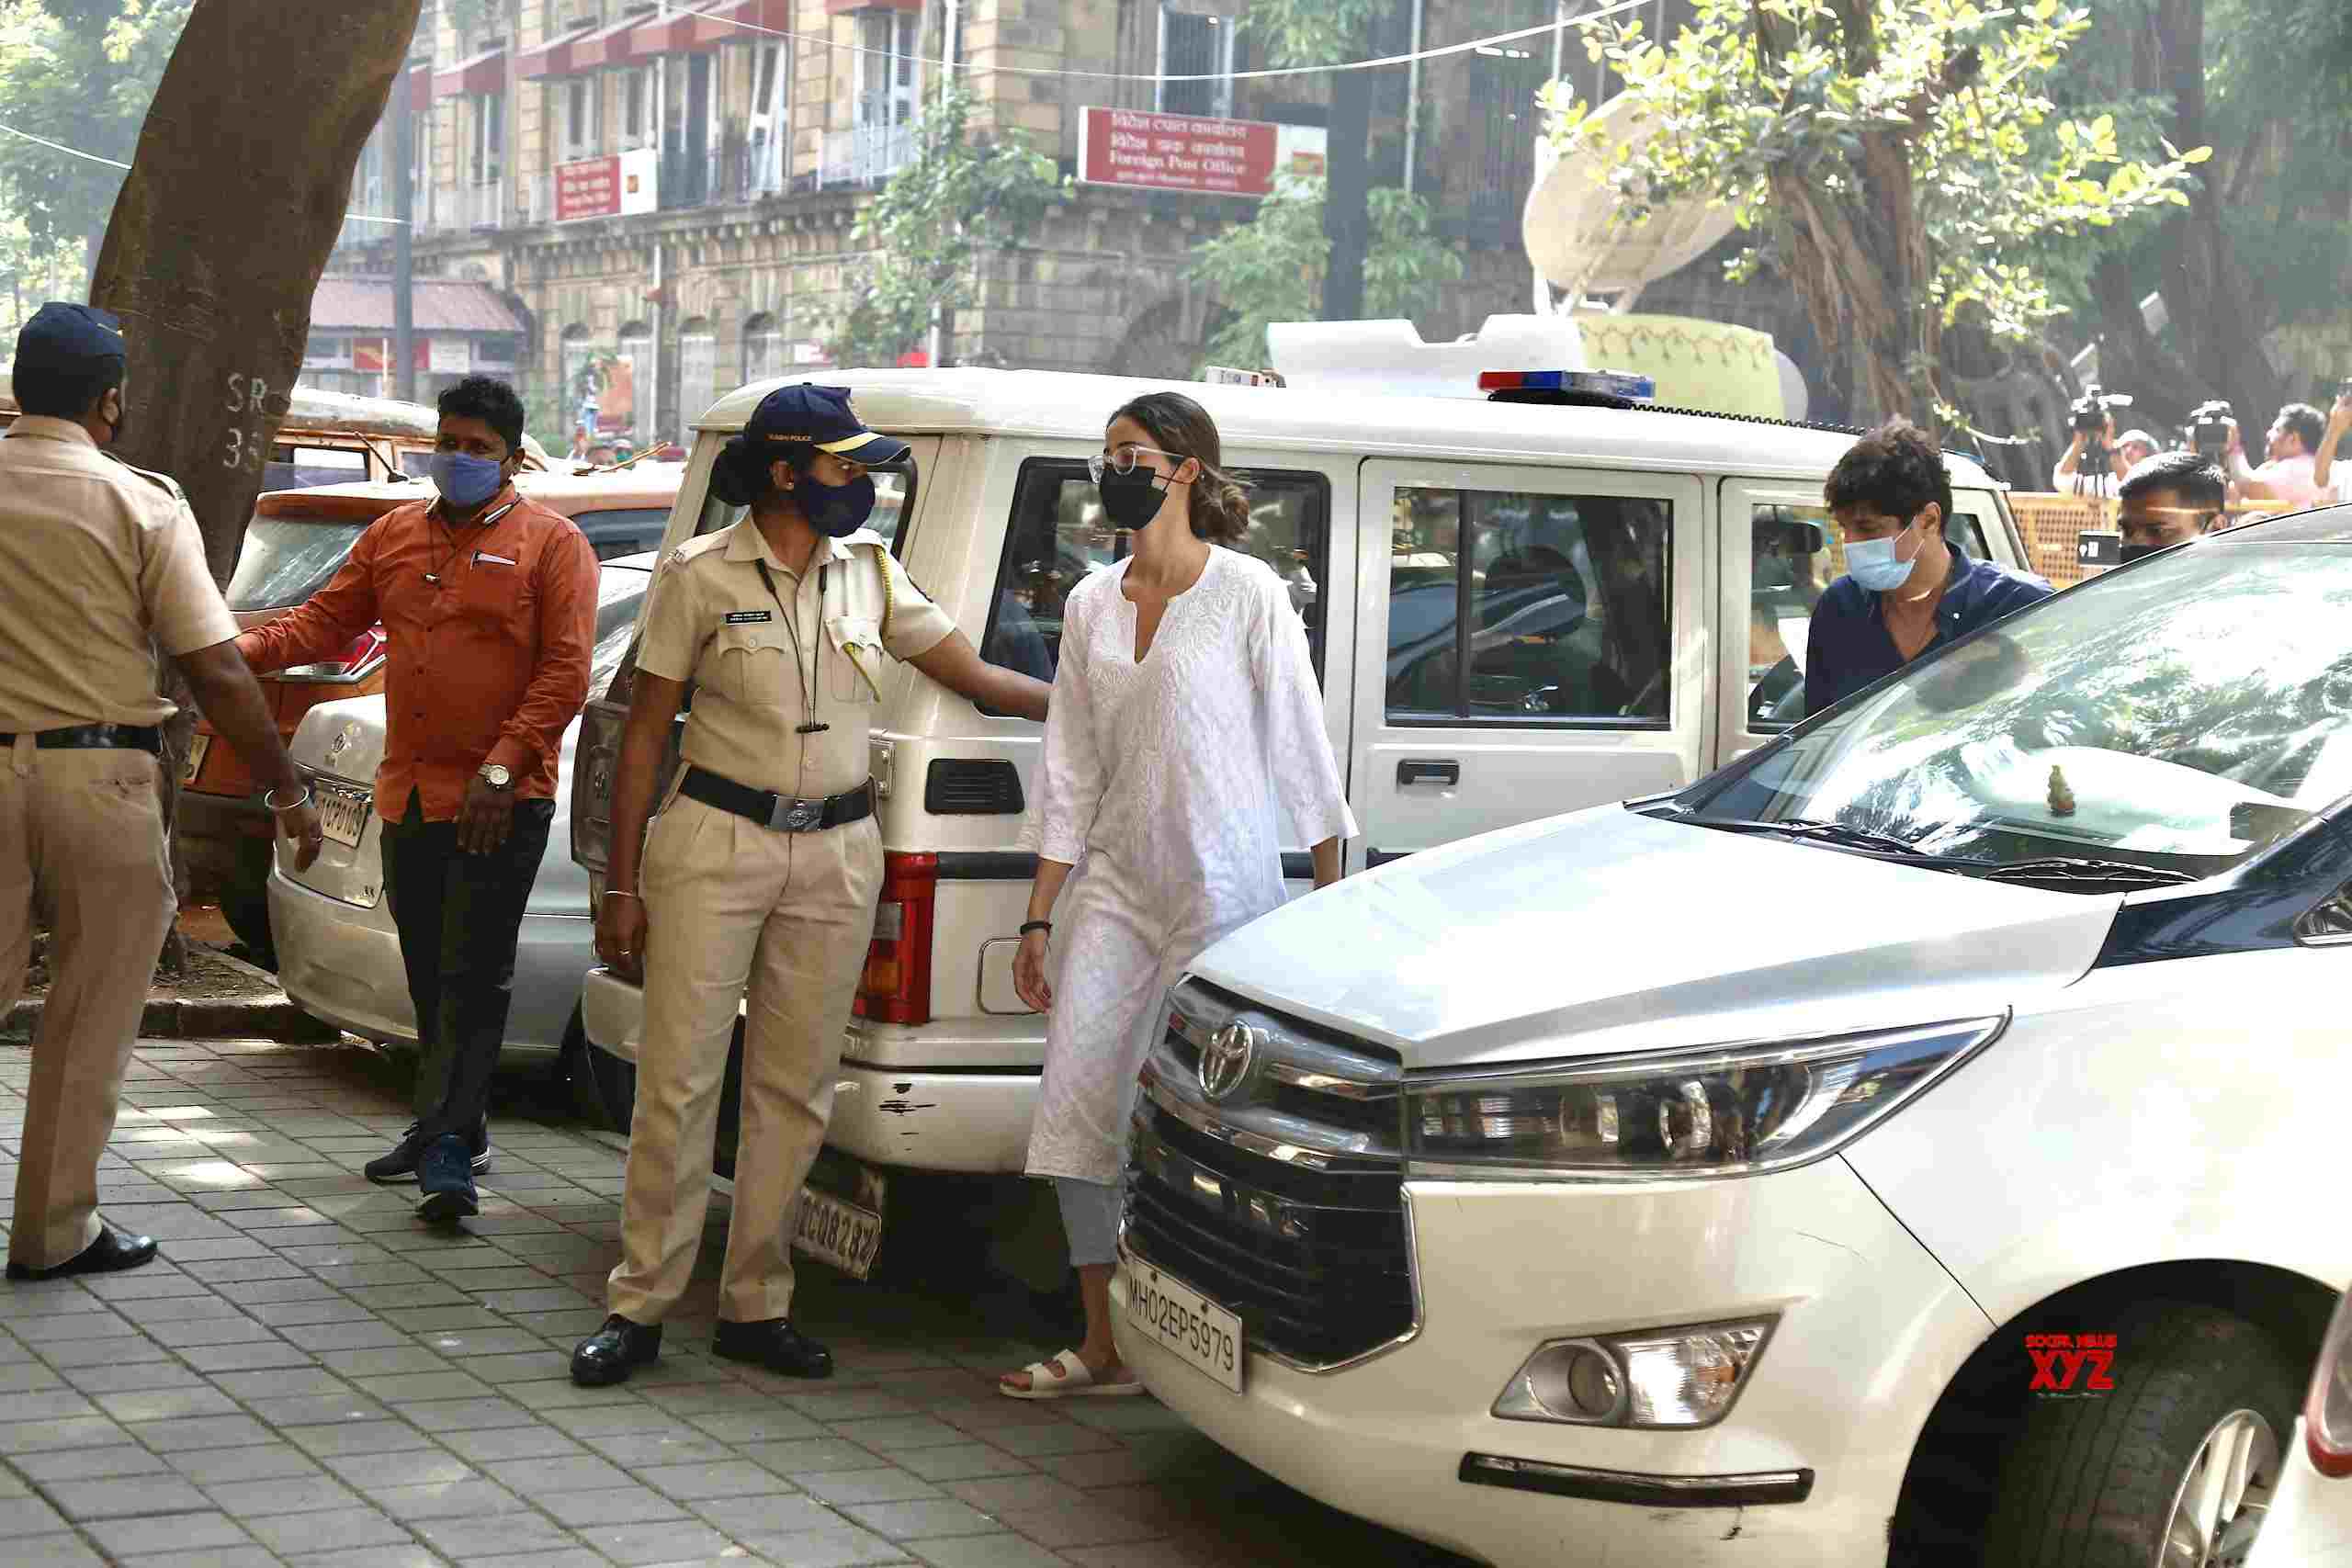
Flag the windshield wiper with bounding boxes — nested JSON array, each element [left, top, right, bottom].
[[1964, 857, 2202, 890], [1689, 817, 1940, 858]]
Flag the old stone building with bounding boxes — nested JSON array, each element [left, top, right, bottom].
[[326, 0, 1587, 441]]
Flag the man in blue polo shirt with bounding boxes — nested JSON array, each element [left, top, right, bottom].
[[1804, 419, 2052, 717]]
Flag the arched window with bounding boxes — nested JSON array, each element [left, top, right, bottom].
[[678, 317, 718, 423], [743, 312, 785, 385], [615, 321, 652, 434]]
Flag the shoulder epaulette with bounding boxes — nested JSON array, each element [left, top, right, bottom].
[[102, 454, 187, 502]]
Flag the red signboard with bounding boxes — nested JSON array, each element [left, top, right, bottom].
[[557, 156, 622, 222], [1078, 107, 1281, 197]]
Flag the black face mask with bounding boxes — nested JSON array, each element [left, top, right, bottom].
[[798, 475, 876, 538], [1098, 467, 1169, 531], [2118, 542, 2160, 564]]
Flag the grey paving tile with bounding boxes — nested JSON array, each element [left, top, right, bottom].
[[686, 1407, 826, 1444], [390, 1397, 536, 1431], [355, 1371, 494, 1404], [582, 1427, 739, 1469], [243, 1299, 379, 1328], [146, 1315, 282, 1348], [533, 1483, 691, 1528], [840, 1501, 1005, 1542], [732, 1527, 914, 1568], [279, 1320, 410, 1352], [247, 1506, 418, 1554], [168, 1445, 325, 1486], [478, 1452, 632, 1494], [973, 1427, 1118, 1461], [211, 1368, 355, 1400], [283, 1421, 436, 1459], [364, 1477, 526, 1521], [317, 1347, 452, 1380], [320, 1449, 479, 1489], [0, 1415, 128, 1451], [409, 1511, 581, 1559], [179, 1340, 322, 1372], [0, 1491, 68, 1533], [85, 1509, 254, 1557], [396, 1306, 512, 1334], [0, 1537, 103, 1568], [541, 1402, 686, 1438], [690, 1494, 843, 1537], [2, 1387, 101, 1420], [62, 1358, 212, 1395], [831, 1417, 978, 1455], [908, 1537, 1078, 1568], [82, 1269, 220, 1302], [799, 1469, 948, 1506], [741, 1438, 888, 1477], [96, 1385, 244, 1423], [11, 1442, 171, 1482], [45, 1472, 217, 1519], [342, 1284, 472, 1312], [568, 1520, 740, 1566], [436, 1425, 581, 1464], [277, 1545, 443, 1568], [447, 1551, 607, 1568], [895, 1446, 1036, 1484], [113, 1549, 284, 1568], [203, 1472, 369, 1517], [250, 1393, 393, 1427], [632, 1460, 788, 1501], [938, 1478, 1089, 1517], [1035, 1451, 1152, 1491], [449, 1351, 571, 1386]]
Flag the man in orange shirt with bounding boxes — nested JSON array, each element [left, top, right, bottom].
[[240, 377, 599, 1223]]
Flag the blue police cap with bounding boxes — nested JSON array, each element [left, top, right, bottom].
[[744, 384, 909, 465], [14, 302, 126, 373]]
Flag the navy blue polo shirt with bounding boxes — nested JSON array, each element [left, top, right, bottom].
[[1803, 557, 2052, 716]]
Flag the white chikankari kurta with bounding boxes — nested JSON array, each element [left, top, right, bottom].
[[1019, 547, 1357, 1186]]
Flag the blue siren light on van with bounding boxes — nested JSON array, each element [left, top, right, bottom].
[[1477, 369, 1658, 401]]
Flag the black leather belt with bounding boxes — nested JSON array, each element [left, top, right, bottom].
[[0, 723, 163, 757], [681, 767, 873, 834]]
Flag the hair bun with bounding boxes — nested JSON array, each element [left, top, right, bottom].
[[710, 434, 762, 508]]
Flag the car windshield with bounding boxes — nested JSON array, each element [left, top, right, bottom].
[[1682, 521, 2352, 882], [226, 514, 377, 610], [591, 562, 653, 692]]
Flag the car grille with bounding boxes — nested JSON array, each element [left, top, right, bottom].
[[1124, 980, 1413, 1370]]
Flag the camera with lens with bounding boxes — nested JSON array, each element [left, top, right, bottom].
[[2189, 400, 2235, 462], [2069, 383, 2133, 434]]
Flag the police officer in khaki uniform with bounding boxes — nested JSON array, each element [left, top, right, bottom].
[[573, 386, 1049, 1383], [1, 303, 322, 1281]]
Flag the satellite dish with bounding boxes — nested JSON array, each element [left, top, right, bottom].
[[1523, 94, 1738, 306]]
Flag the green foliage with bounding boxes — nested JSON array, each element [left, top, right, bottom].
[[0, 0, 193, 262], [822, 82, 1069, 370], [1541, 0, 2207, 412], [1189, 175, 1464, 367], [1241, 0, 1387, 67]]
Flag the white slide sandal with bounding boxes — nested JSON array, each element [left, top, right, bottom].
[[999, 1348, 1146, 1400]]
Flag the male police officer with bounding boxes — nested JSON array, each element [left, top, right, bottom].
[[1, 303, 322, 1280]]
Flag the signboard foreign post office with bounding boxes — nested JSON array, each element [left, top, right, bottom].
[[1080, 107, 1324, 197], [557, 148, 659, 222]]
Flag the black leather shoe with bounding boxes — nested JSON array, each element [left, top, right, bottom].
[[571, 1314, 662, 1386], [711, 1317, 834, 1380], [6, 1224, 158, 1280]]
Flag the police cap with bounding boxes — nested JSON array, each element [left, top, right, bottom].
[[14, 302, 127, 373], [745, 384, 910, 466]]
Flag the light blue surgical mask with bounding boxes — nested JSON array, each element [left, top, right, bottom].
[[429, 451, 507, 510], [1846, 520, 1922, 592]]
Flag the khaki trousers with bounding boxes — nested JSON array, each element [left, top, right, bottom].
[[607, 795, 881, 1325], [1, 742, 175, 1269]]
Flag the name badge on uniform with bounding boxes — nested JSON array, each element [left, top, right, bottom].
[[723, 610, 774, 625]]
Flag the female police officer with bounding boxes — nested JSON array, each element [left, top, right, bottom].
[[573, 385, 1049, 1384]]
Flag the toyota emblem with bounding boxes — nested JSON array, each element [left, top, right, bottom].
[[1199, 1021, 1260, 1101]]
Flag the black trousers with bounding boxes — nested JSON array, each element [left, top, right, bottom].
[[379, 791, 554, 1144]]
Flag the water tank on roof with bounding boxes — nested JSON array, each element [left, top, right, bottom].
[[1264, 315, 1589, 400], [1524, 94, 1737, 307]]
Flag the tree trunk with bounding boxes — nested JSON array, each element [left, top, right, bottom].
[[1320, 28, 1374, 323], [88, 0, 424, 953]]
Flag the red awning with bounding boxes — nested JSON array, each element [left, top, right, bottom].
[[517, 25, 593, 80], [407, 62, 431, 113], [823, 0, 916, 12], [692, 0, 789, 48], [571, 13, 644, 70], [628, 0, 720, 53], [433, 46, 504, 99]]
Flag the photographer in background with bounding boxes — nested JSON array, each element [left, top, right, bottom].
[[2311, 389, 2352, 505], [2118, 452, 2228, 561], [2226, 402, 2328, 510], [2052, 412, 2156, 497]]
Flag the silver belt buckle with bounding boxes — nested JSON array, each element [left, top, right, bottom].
[[772, 795, 820, 833]]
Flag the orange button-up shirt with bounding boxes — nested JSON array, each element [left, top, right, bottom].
[[239, 488, 599, 822]]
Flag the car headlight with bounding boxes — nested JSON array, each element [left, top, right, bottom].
[[1495, 1318, 1776, 1428], [1406, 1016, 2004, 1179]]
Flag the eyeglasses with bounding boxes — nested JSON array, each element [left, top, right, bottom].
[[1087, 445, 1181, 485]]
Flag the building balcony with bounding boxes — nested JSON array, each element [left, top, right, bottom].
[[818, 123, 917, 188]]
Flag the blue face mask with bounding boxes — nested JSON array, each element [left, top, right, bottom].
[[1846, 519, 1922, 592], [430, 451, 507, 510], [798, 475, 876, 538]]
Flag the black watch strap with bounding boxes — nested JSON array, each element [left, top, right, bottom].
[[1019, 920, 1052, 937]]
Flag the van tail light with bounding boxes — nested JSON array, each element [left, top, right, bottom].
[[855, 852, 936, 1026], [281, 625, 389, 683], [2307, 1286, 2352, 1476]]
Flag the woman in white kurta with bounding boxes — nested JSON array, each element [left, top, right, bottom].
[[1000, 393, 1356, 1398]]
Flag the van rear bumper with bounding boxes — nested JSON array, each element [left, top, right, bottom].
[[579, 967, 1040, 1173]]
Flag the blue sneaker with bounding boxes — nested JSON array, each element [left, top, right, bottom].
[[416, 1133, 480, 1224]]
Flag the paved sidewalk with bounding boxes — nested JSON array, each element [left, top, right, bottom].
[[0, 1039, 1462, 1568]]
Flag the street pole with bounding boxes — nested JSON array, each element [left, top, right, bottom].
[[1322, 60, 1372, 321], [1402, 0, 1423, 195], [392, 52, 417, 403]]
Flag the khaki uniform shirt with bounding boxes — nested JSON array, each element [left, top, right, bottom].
[[0, 417, 239, 730], [636, 521, 955, 801]]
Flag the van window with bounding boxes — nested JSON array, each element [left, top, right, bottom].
[[979, 459, 1331, 698], [575, 507, 672, 560], [1747, 502, 1995, 730], [263, 445, 369, 492], [1387, 487, 1670, 726]]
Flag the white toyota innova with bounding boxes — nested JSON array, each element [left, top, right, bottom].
[[568, 367, 2030, 1278], [1114, 509, 2352, 1567]]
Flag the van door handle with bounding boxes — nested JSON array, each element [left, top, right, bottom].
[[1397, 759, 1459, 787]]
